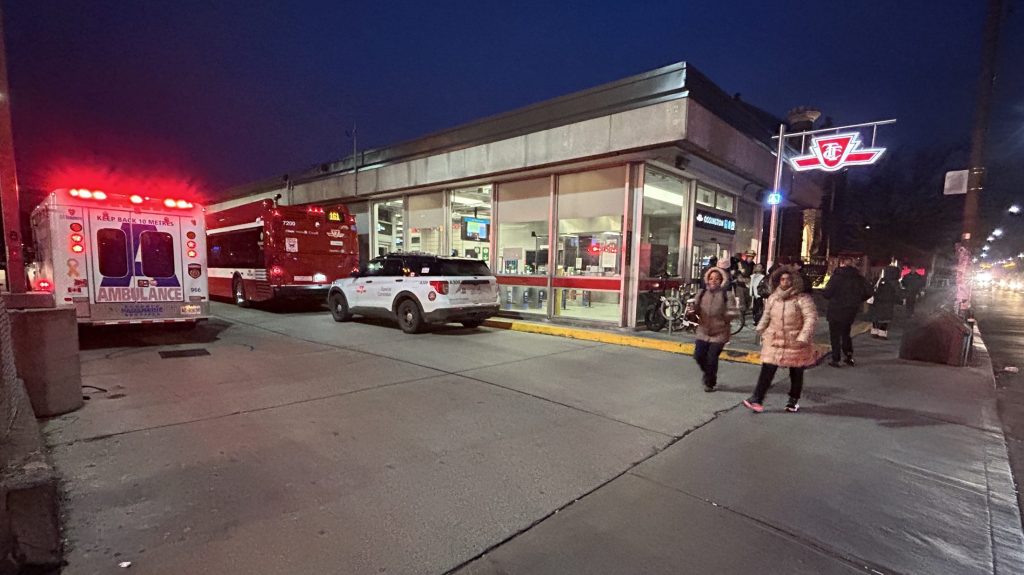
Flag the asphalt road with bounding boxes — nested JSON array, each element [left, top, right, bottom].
[[973, 287, 1024, 521]]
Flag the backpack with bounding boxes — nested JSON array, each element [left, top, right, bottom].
[[756, 278, 772, 299]]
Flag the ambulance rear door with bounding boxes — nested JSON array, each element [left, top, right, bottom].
[[88, 209, 186, 321]]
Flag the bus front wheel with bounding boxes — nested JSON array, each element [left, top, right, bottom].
[[233, 278, 251, 308]]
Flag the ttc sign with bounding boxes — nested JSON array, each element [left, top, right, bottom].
[[789, 132, 885, 172]]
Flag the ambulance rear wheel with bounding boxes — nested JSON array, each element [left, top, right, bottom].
[[329, 292, 352, 322], [233, 278, 250, 308]]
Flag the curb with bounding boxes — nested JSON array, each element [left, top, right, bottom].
[[482, 318, 873, 366]]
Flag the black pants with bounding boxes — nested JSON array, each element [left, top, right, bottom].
[[906, 292, 919, 315], [751, 363, 805, 403], [752, 297, 764, 325], [828, 320, 854, 362], [694, 339, 725, 387]]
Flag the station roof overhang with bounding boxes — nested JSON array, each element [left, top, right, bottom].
[[212, 61, 810, 210]]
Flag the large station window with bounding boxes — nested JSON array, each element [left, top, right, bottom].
[[450, 185, 491, 261], [497, 178, 550, 276], [373, 199, 404, 256], [735, 200, 760, 258], [554, 166, 626, 322], [408, 192, 444, 255], [496, 177, 550, 315], [639, 168, 687, 279]]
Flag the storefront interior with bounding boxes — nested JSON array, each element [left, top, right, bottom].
[[344, 163, 760, 327]]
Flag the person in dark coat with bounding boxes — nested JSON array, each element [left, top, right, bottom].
[[822, 257, 873, 367], [870, 274, 900, 339], [699, 256, 719, 288], [790, 259, 815, 295], [901, 269, 925, 316]]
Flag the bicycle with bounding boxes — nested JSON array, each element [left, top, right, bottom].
[[645, 279, 699, 334]]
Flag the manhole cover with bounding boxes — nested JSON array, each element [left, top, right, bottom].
[[158, 348, 211, 359]]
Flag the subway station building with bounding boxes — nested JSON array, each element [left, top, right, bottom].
[[212, 61, 824, 328]]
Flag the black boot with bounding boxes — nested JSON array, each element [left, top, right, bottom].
[[844, 355, 855, 367]]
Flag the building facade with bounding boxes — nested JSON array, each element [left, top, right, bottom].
[[212, 62, 822, 328]]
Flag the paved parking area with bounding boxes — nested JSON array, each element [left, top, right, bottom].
[[47, 302, 755, 574]]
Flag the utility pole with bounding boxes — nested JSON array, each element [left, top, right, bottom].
[[962, 0, 1004, 247], [0, 3, 25, 293], [348, 123, 358, 196]]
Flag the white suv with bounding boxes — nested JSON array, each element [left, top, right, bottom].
[[327, 254, 500, 333]]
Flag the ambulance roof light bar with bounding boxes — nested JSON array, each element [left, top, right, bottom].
[[66, 188, 194, 209]]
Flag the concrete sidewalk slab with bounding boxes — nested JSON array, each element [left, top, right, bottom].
[[461, 341, 759, 437], [458, 473, 865, 575], [50, 375, 668, 575]]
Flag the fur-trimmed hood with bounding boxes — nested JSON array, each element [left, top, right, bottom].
[[768, 266, 805, 299], [703, 266, 731, 291]]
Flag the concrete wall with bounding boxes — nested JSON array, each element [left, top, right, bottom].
[[281, 99, 690, 206], [10, 307, 82, 417]]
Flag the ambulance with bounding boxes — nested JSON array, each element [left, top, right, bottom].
[[28, 188, 209, 325]]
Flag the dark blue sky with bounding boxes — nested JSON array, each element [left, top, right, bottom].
[[5, 1, 1022, 201]]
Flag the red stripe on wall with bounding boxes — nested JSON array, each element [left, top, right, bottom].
[[496, 276, 548, 287], [552, 277, 620, 291]]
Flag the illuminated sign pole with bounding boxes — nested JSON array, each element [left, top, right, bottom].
[[764, 118, 894, 268]]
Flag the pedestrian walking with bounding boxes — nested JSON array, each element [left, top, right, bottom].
[[790, 259, 815, 294], [692, 266, 738, 392], [750, 264, 767, 324], [901, 268, 925, 316], [699, 256, 719, 288], [743, 268, 818, 413], [870, 273, 899, 339], [822, 257, 873, 368]]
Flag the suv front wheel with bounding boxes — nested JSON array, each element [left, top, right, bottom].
[[397, 299, 424, 334], [329, 291, 352, 322]]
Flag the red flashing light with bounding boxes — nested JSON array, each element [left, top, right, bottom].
[[78, 189, 94, 199], [71, 244, 85, 253], [187, 249, 198, 258], [163, 198, 177, 208], [306, 206, 325, 215], [429, 280, 449, 295], [93, 191, 107, 200], [176, 199, 192, 209], [70, 223, 83, 232], [70, 233, 84, 243], [270, 265, 284, 277], [186, 240, 197, 249], [186, 231, 196, 239], [130, 195, 144, 204], [69, 189, 80, 197], [35, 279, 53, 292]]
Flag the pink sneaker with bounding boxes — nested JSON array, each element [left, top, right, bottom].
[[743, 399, 764, 413]]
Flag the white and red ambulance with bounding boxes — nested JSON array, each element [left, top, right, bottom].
[[28, 188, 210, 325]]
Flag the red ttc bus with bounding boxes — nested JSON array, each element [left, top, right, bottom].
[[205, 200, 358, 306]]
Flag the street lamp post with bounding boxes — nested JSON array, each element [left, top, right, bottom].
[[766, 124, 786, 268]]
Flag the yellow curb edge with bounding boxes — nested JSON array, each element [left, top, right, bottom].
[[481, 318, 875, 367]]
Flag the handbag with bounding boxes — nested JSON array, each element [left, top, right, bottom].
[[866, 276, 881, 305]]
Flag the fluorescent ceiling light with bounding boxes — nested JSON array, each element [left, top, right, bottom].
[[644, 184, 684, 207]]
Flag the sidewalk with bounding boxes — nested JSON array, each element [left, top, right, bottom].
[[42, 299, 1024, 574], [456, 323, 1024, 575], [485, 293, 869, 365]]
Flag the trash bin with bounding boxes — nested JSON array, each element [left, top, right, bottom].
[[899, 310, 973, 366]]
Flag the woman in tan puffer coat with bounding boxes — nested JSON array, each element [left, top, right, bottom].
[[743, 267, 818, 413]]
